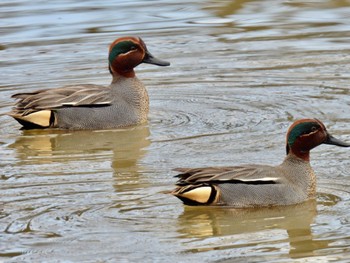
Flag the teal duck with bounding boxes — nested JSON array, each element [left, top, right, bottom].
[[9, 36, 170, 129], [172, 119, 350, 207]]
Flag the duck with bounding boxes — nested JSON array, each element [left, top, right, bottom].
[[171, 119, 350, 207], [8, 36, 170, 130]]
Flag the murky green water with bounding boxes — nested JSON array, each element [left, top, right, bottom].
[[1, 0, 350, 262]]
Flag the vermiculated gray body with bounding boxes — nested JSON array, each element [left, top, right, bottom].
[[173, 154, 316, 208], [10, 76, 149, 130], [216, 156, 316, 207], [53, 77, 149, 129]]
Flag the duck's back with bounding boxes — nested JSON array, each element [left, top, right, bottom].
[[173, 157, 316, 207], [55, 78, 148, 129], [10, 77, 149, 129]]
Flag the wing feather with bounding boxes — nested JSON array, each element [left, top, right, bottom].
[[175, 165, 282, 186], [10, 84, 112, 116]]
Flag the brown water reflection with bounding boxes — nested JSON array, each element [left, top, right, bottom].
[[9, 125, 150, 177], [177, 200, 330, 259]]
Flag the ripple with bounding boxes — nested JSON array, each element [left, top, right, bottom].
[[152, 109, 195, 128], [319, 179, 350, 204]]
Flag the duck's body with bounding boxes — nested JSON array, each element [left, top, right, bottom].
[[174, 155, 315, 207], [172, 119, 349, 207], [12, 77, 148, 130], [9, 37, 169, 130]]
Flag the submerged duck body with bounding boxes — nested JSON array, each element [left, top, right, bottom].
[[9, 37, 170, 130], [172, 119, 350, 207]]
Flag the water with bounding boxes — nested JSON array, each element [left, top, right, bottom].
[[1, 0, 350, 262]]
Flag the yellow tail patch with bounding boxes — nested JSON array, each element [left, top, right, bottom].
[[15, 110, 51, 127], [179, 186, 212, 204]]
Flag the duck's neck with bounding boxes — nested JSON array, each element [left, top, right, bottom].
[[284, 151, 310, 164], [290, 150, 310, 162], [286, 144, 311, 162], [111, 72, 135, 83]]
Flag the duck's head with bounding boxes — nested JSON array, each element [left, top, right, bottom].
[[286, 118, 350, 161], [108, 36, 170, 78]]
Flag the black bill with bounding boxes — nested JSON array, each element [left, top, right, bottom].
[[324, 134, 350, 147], [143, 50, 170, 66]]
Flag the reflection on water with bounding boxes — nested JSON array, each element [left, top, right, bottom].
[[9, 125, 150, 185], [10, 125, 149, 163], [177, 200, 330, 259], [1, 0, 350, 262]]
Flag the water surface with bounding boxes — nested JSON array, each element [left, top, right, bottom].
[[1, 0, 350, 262]]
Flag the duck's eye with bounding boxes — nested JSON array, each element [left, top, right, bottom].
[[130, 45, 137, 51], [311, 126, 318, 132]]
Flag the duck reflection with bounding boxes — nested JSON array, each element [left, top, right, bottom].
[[9, 125, 150, 185], [176, 200, 329, 258]]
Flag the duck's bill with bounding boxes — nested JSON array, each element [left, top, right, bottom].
[[324, 134, 350, 147], [143, 51, 170, 66]]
